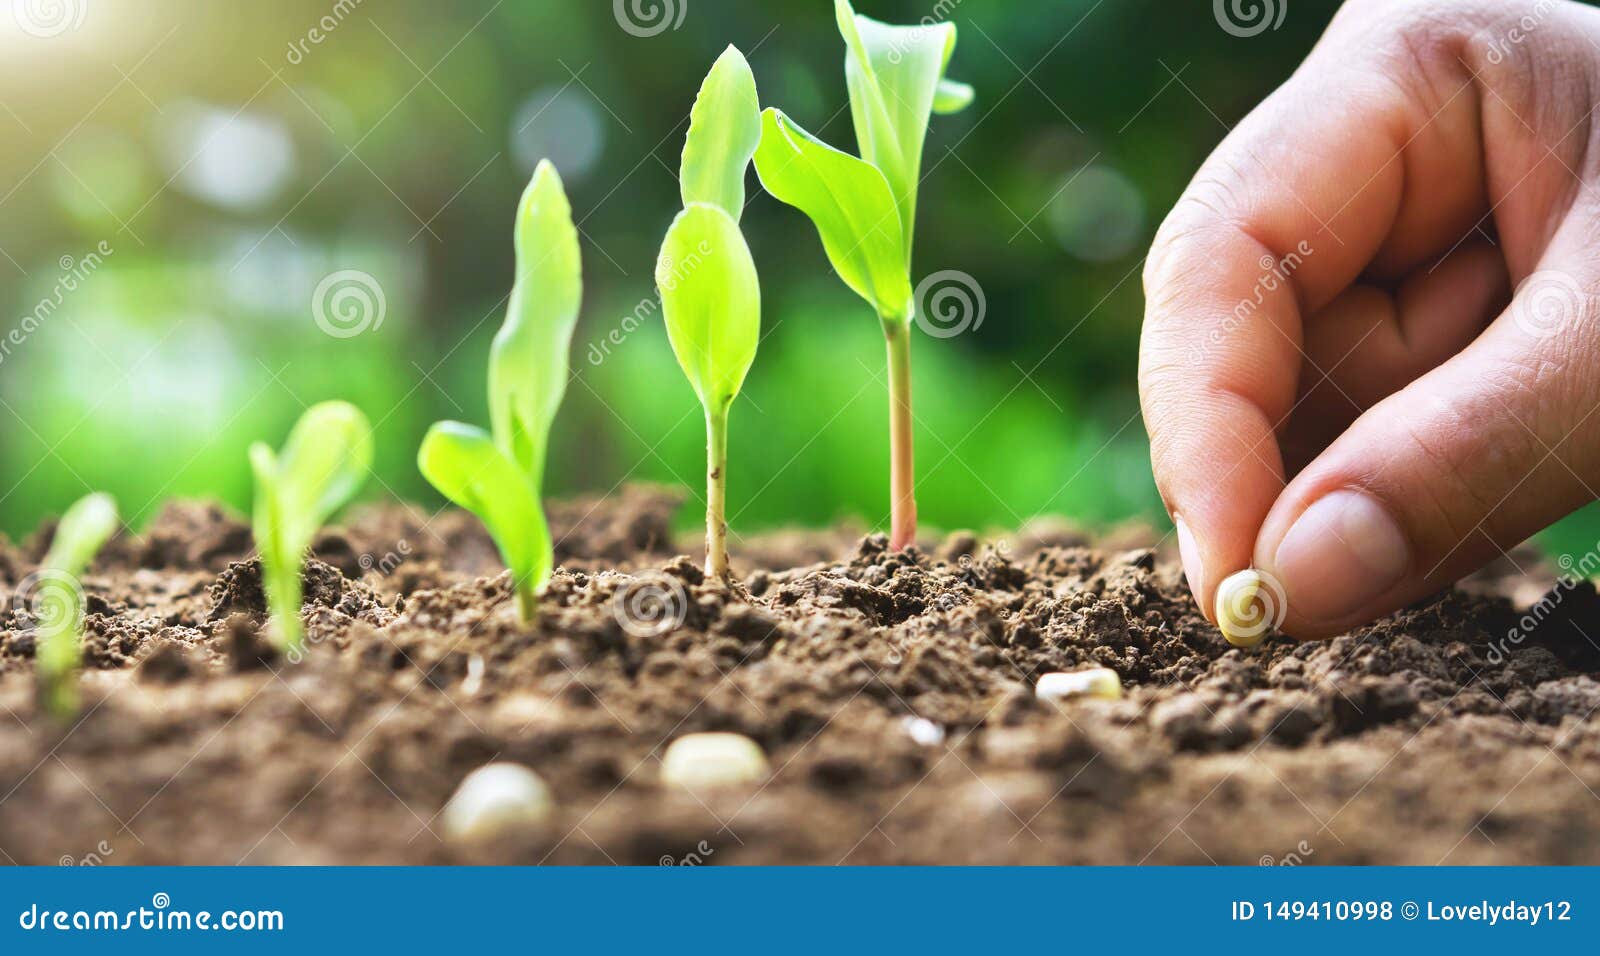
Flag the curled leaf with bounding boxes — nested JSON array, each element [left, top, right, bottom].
[[934, 78, 975, 114], [751, 108, 911, 321], [680, 45, 762, 220], [418, 421, 550, 611], [836, 0, 964, 256], [489, 160, 582, 489]]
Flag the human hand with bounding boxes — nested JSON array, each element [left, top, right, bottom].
[[1141, 0, 1600, 638]]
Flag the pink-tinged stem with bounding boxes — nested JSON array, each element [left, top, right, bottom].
[[884, 318, 917, 551]]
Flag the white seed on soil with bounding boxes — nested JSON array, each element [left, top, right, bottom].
[[1035, 668, 1123, 701], [460, 653, 486, 696], [441, 762, 552, 841], [660, 733, 769, 789], [1215, 568, 1270, 648], [901, 716, 946, 747]]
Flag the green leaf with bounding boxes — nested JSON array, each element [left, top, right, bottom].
[[269, 402, 374, 548], [835, 0, 964, 257], [43, 492, 118, 577], [418, 421, 551, 600], [680, 45, 762, 220], [934, 78, 975, 114], [657, 203, 761, 410], [489, 160, 582, 490], [251, 401, 373, 650], [752, 109, 911, 321]]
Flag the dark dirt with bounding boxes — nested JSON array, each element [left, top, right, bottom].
[[2, 486, 1599, 865]]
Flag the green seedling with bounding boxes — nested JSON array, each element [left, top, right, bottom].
[[659, 46, 762, 579], [250, 401, 373, 652], [33, 492, 118, 717], [419, 160, 580, 621], [753, 0, 971, 550]]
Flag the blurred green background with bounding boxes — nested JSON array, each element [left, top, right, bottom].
[[1, 0, 1593, 554]]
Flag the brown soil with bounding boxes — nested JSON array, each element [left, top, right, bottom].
[[2, 486, 1598, 865]]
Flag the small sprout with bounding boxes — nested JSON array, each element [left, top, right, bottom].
[[660, 732, 769, 790], [659, 47, 762, 580], [753, 0, 972, 550], [1215, 568, 1272, 648], [250, 401, 373, 653], [418, 422, 549, 622], [420, 160, 581, 622], [33, 492, 118, 717], [441, 762, 553, 842], [1036, 668, 1123, 702]]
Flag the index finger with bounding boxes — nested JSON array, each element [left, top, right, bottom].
[[1139, 9, 1484, 616]]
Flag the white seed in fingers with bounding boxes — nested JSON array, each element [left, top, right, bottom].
[[1215, 568, 1276, 648]]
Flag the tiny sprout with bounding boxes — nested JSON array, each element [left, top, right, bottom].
[[250, 401, 373, 653], [753, 0, 972, 550], [1215, 568, 1271, 648], [660, 732, 769, 790], [1036, 668, 1123, 702], [660, 47, 762, 579], [34, 492, 118, 717], [420, 160, 580, 622]]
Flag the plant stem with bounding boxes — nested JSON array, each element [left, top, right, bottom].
[[705, 405, 730, 578], [515, 585, 538, 623], [268, 563, 303, 652], [37, 619, 79, 718], [883, 317, 917, 551]]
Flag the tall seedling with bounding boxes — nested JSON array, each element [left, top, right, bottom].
[[659, 46, 762, 579], [752, 0, 972, 550], [419, 161, 581, 621]]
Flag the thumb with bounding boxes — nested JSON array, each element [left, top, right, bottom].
[[1253, 261, 1600, 639]]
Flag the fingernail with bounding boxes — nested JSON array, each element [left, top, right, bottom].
[[1271, 490, 1410, 623], [1174, 515, 1204, 600]]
